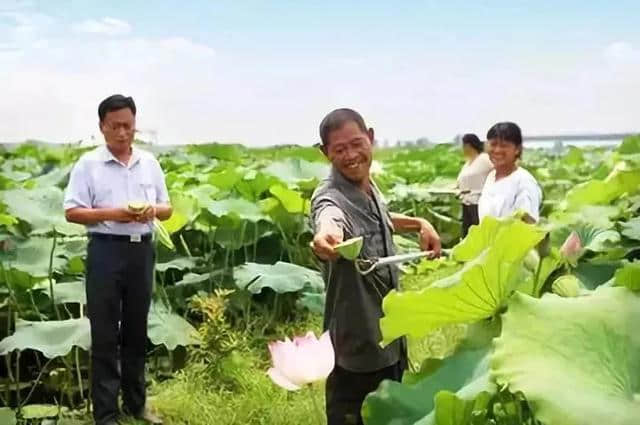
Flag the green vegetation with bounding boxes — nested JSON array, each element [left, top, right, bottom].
[[0, 135, 638, 424]]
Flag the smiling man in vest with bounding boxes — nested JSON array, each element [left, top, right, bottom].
[[311, 108, 441, 425], [64, 95, 172, 425]]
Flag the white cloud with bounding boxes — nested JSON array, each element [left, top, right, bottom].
[[72, 17, 132, 36], [604, 41, 640, 65]]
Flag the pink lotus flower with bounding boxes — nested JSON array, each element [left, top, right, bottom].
[[267, 331, 335, 391], [560, 231, 583, 260]]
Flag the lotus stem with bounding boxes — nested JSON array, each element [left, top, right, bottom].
[[19, 357, 55, 408], [48, 231, 61, 320], [179, 234, 192, 257], [308, 383, 324, 425]]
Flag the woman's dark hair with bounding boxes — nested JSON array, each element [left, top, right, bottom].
[[487, 122, 523, 158], [462, 133, 484, 153], [98, 94, 136, 122], [319, 108, 368, 147]]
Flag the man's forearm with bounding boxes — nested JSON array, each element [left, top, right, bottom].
[[65, 207, 118, 225], [390, 212, 432, 232]]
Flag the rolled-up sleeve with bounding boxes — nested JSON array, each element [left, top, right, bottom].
[[153, 159, 170, 204], [311, 195, 346, 234], [63, 159, 91, 210]]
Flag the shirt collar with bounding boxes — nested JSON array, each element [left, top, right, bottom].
[[100, 144, 141, 168], [329, 166, 382, 206]]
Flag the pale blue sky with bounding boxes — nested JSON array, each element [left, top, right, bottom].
[[1, 0, 639, 145]]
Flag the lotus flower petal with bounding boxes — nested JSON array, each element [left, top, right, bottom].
[[560, 231, 583, 260], [267, 367, 301, 391], [266, 330, 335, 391]]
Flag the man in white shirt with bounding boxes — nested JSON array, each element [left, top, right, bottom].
[[64, 95, 172, 425]]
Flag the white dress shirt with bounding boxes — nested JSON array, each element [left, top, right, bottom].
[[478, 167, 542, 222], [63, 145, 170, 235]]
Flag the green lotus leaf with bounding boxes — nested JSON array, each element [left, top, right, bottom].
[[335, 236, 363, 260], [233, 261, 324, 294], [379, 216, 546, 345], [162, 192, 199, 234], [20, 404, 59, 419], [362, 346, 493, 425], [1, 187, 84, 235], [204, 198, 269, 223], [156, 257, 198, 273], [1, 238, 67, 287], [269, 185, 308, 214], [621, 217, 640, 241], [147, 302, 201, 350], [613, 261, 640, 291], [0, 318, 90, 358], [262, 158, 329, 187], [0, 408, 16, 425], [491, 288, 640, 425]]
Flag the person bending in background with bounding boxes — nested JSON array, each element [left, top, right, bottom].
[[478, 122, 542, 223], [456, 133, 493, 237]]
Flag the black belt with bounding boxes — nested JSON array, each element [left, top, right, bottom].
[[89, 232, 153, 243]]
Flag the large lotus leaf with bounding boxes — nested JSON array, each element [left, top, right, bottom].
[[574, 260, 622, 289], [44, 281, 86, 305], [296, 291, 325, 314], [156, 257, 197, 273], [563, 162, 640, 210], [618, 135, 640, 154], [29, 164, 73, 188], [604, 161, 640, 197], [0, 318, 90, 358], [21, 404, 59, 419], [380, 216, 546, 345], [621, 217, 640, 241], [262, 158, 329, 187], [613, 261, 640, 291], [1, 187, 84, 235], [2, 238, 67, 286], [362, 346, 493, 425], [236, 171, 281, 201], [549, 205, 621, 229], [491, 289, 640, 425], [268, 185, 309, 214], [0, 408, 16, 425], [208, 167, 243, 191], [203, 198, 269, 223], [174, 271, 224, 286], [147, 302, 200, 350], [233, 261, 324, 294], [563, 180, 617, 209], [163, 192, 199, 234]]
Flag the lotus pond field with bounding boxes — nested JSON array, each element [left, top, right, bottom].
[[0, 136, 640, 425]]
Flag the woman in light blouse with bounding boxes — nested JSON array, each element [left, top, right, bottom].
[[456, 133, 493, 237], [478, 122, 542, 223]]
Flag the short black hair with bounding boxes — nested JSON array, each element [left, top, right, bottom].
[[487, 122, 522, 147], [98, 94, 136, 122], [319, 108, 368, 147], [462, 133, 484, 153]]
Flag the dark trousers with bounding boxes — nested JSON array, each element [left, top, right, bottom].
[[326, 363, 404, 425], [86, 236, 154, 425], [461, 203, 479, 238]]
